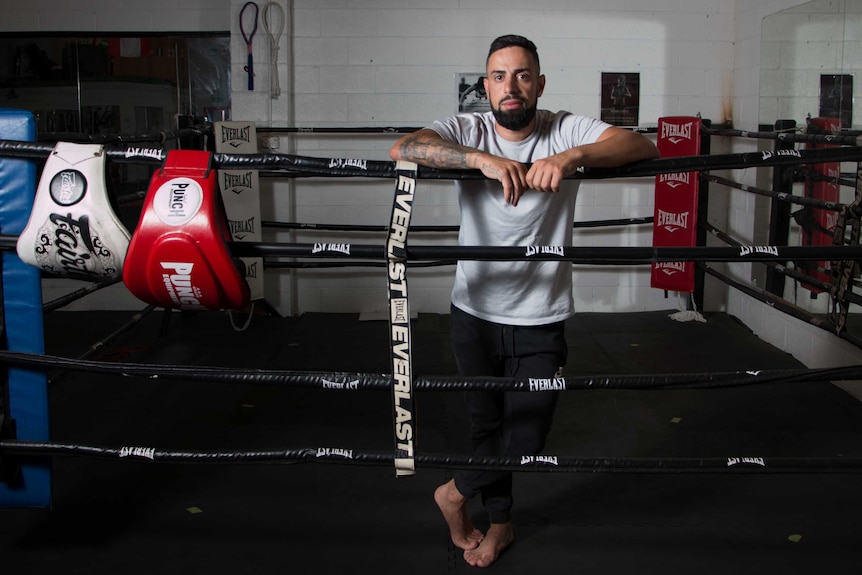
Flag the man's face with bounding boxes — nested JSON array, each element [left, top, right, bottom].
[[484, 46, 545, 133]]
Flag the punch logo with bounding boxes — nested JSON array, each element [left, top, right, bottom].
[[221, 125, 251, 147], [49, 169, 87, 206], [727, 457, 766, 467], [120, 446, 156, 460], [528, 378, 567, 391], [521, 455, 559, 466], [160, 261, 206, 309], [525, 245, 565, 257], [328, 158, 368, 171], [739, 245, 779, 258], [153, 177, 204, 226], [125, 147, 164, 161], [658, 172, 691, 189], [321, 378, 360, 390], [34, 213, 121, 279], [655, 261, 686, 276], [223, 171, 254, 194], [661, 122, 692, 144], [229, 216, 256, 240], [316, 448, 354, 459], [657, 209, 689, 232], [312, 242, 351, 256]]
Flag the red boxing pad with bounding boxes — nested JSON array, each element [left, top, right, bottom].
[[123, 150, 250, 311]]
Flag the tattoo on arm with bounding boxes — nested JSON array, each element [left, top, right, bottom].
[[397, 134, 473, 169]]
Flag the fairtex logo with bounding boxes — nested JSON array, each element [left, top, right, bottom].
[[160, 261, 206, 309], [49, 169, 87, 206], [153, 178, 203, 226], [35, 213, 120, 279], [661, 122, 692, 144]]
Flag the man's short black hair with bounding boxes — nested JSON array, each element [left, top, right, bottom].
[[487, 35, 540, 71]]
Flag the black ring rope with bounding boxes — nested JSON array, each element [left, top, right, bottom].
[[231, 242, 862, 263], [2, 439, 861, 474], [5, 233, 861, 263], [701, 221, 862, 308], [707, 174, 847, 211], [46, 305, 157, 388], [3, 139, 862, 180], [702, 263, 862, 347], [706, 126, 862, 147], [3, 348, 862, 391], [42, 278, 123, 313], [262, 216, 653, 233], [795, 165, 855, 189]]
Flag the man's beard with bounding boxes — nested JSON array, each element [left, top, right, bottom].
[[492, 99, 537, 131]]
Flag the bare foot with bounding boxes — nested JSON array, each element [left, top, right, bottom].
[[463, 522, 514, 568], [434, 480, 484, 550]]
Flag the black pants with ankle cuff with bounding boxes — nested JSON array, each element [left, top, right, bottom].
[[449, 304, 567, 525]]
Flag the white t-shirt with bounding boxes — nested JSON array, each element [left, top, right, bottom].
[[430, 110, 611, 326]]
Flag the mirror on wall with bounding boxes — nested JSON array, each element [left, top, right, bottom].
[[760, 0, 860, 130], [758, 0, 862, 338], [0, 33, 231, 138]]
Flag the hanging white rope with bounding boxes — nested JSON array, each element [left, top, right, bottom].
[[669, 292, 707, 323], [262, 1, 286, 99]]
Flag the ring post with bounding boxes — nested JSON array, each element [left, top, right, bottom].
[[0, 108, 51, 507]]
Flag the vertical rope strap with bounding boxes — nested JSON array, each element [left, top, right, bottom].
[[829, 161, 862, 333], [387, 161, 418, 476]]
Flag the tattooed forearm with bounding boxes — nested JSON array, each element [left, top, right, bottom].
[[398, 138, 472, 169], [391, 129, 480, 169]]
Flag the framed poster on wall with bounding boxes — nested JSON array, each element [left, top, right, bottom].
[[819, 74, 853, 128], [601, 72, 640, 127], [456, 73, 489, 113]]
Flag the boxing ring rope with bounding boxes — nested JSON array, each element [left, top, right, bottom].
[[4, 439, 862, 474], [4, 120, 862, 483], [2, 138, 862, 179], [3, 348, 862, 390]]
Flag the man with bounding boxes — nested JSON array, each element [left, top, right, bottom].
[[390, 35, 658, 568]]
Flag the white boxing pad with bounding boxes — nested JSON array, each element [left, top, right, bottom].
[[17, 142, 130, 280]]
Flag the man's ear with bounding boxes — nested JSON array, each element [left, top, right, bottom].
[[537, 74, 546, 98]]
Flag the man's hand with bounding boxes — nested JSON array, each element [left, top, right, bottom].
[[475, 154, 529, 206], [525, 153, 579, 193]]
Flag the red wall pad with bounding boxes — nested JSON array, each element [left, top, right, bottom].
[[802, 117, 841, 294], [651, 117, 702, 293]]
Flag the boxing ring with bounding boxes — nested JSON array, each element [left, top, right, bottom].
[[3, 109, 862, 573]]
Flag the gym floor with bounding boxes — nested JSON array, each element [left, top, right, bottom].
[[3, 308, 862, 574]]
